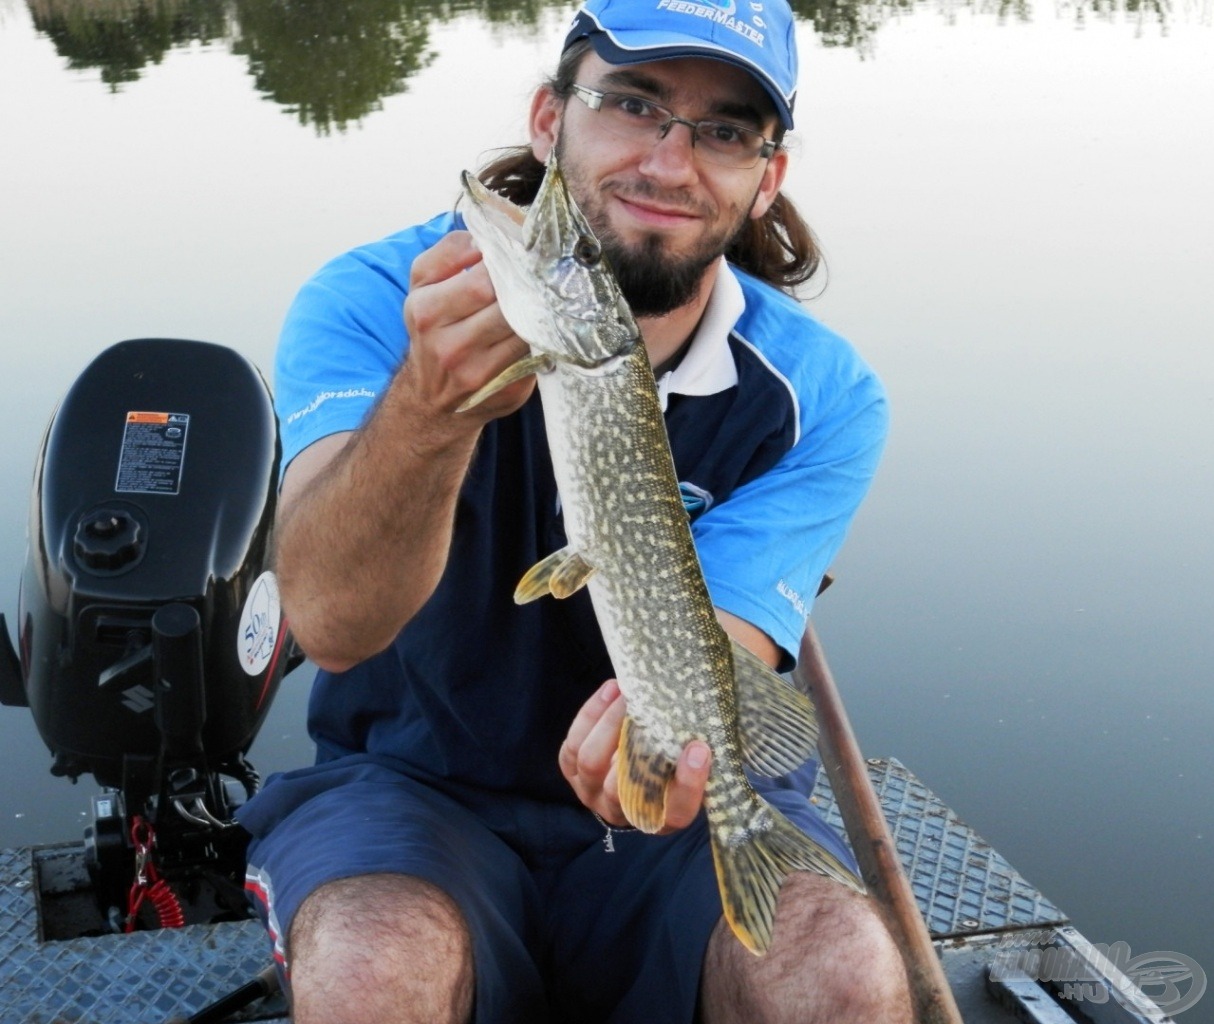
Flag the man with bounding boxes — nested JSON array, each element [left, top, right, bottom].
[[239, 0, 912, 1020]]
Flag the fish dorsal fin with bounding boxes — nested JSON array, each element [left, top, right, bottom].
[[617, 716, 677, 834], [731, 638, 819, 777], [514, 546, 597, 604]]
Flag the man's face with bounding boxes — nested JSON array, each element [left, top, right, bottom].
[[535, 53, 787, 317]]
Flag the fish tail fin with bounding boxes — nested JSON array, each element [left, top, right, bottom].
[[710, 803, 866, 956]]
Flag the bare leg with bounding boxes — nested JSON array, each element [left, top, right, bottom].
[[288, 874, 475, 1024], [700, 873, 913, 1024]]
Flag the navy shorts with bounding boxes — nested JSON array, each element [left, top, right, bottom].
[[238, 754, 856, 1024]]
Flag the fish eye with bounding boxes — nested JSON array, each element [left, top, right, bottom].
[[573, 236, 601, 267]]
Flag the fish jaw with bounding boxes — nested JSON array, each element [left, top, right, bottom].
[[459, 170, 558, 361], [458, 157, 639, 368]]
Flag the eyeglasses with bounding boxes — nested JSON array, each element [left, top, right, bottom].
[[569, 84, 778, 170]]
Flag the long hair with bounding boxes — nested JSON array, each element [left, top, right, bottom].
[[477, 40, 823, 295]]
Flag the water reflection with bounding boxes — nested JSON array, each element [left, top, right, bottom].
[[1058, 0, 1179, 35], [792, 0, 919, 54], [229, 0, 435, 132], [26, 0, 1187, 131], [30, 0, 227, 87], [28, 0, 560, 132]]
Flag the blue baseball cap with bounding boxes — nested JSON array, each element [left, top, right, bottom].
[[563, 0, 799, 130]]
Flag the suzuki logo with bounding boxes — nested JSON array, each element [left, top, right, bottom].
[[121, 684, 154, 714]]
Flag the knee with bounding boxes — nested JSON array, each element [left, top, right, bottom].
[[811, 885, 911, 1011], [775, 875, 912, 1019], [702, 874, 913, 1024], [288, 874, 474, 1024]]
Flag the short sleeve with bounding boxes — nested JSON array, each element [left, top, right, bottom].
[[274, 213, 459, 473], [693, 298, 888, 667]]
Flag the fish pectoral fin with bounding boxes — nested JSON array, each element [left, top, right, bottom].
[[514, 547, 597, 604], [731, 638, 819, 777], [711, 803, 865, 956], [617, 716, 678, 834], [456, 354, 553, 413]]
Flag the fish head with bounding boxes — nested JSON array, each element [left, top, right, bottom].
[[459, 155, 638, 368]]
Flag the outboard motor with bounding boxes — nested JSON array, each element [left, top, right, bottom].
[[0, 338, 293, 931]]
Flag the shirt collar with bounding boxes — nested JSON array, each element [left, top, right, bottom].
[[655, 258, 742, 412]]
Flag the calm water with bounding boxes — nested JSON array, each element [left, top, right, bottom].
[[2, 0, 1212, 1004]]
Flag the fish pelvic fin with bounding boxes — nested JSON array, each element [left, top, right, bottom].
[[731, 638, 819, 777], [617, 716, 677, 834], [456, 354, 553, 413], [711, 804, 867, 956], [514, 546, 597, 604]]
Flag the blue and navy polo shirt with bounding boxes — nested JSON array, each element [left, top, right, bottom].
[[275, 211, 887, 804]]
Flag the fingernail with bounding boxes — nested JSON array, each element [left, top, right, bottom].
[[687, 743, 709, 770], [599, 679, 619, 702]]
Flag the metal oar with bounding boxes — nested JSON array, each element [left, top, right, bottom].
[[793, 622, 964, 1024]]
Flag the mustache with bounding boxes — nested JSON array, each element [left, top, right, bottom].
[[603, 178, 715, 219]]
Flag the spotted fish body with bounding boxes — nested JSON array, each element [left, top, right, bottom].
[[458, 157, 864, 954]]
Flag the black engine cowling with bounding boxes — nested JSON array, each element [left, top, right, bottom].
[[0, 338, 296, 931], [1, 337, 288, 790]]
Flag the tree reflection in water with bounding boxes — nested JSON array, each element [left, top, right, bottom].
[[25, 0, 1179, 131], [28, 0, 227, 88], [229, 0, 435, 133]]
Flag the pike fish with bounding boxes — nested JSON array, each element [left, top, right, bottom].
[[458, 155, 865, 954]]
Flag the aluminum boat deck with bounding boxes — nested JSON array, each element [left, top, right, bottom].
[[0, 758, 1172, 1023]]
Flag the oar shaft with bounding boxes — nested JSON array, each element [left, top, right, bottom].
[[165, 964, 280, 1024], [794, 624, 963, 1024]]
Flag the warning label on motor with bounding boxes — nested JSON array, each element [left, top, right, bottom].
[[115, 411, 190, 495]]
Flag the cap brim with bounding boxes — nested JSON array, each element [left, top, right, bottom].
[[590, 34, 794, 130]]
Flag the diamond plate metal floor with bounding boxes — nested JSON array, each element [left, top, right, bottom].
[[1, 759, 1067, 1023], [811, 758, 1068, 939], [0, 845, 287, 1023]]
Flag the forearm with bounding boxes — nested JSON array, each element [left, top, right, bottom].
[[275, 365, 482, 672], [273, 230, 532, 671]]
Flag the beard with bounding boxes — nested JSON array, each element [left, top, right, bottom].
[[555, 134, 755, 318], [602, 230, 714, 318]]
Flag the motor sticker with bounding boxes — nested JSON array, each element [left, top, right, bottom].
[[115, 411, 189, 495], [238, 572, 281, 676]]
